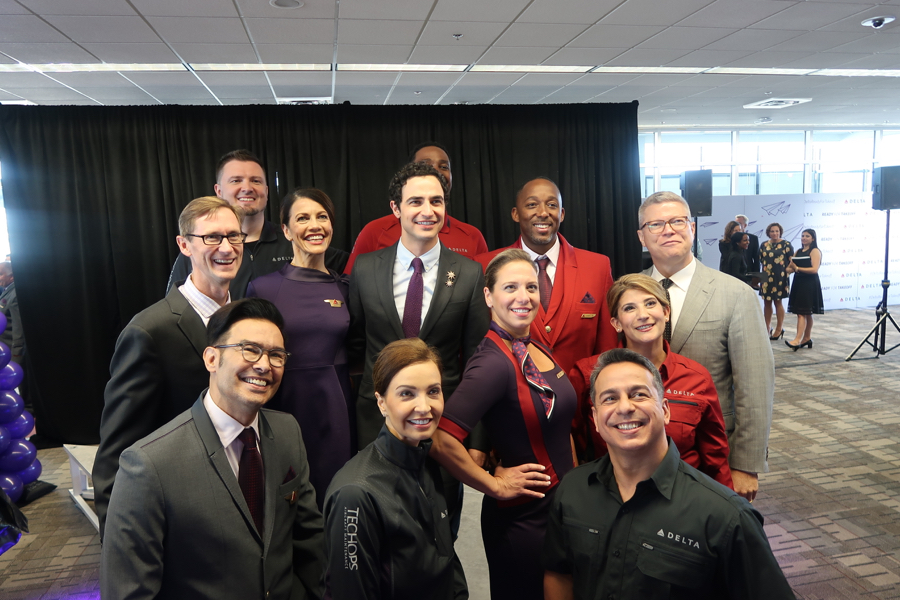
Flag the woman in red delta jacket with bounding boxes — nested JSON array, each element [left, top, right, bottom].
[[569, 274, 733, 489]]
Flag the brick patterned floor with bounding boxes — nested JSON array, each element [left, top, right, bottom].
[[7, 306, 900, 598]]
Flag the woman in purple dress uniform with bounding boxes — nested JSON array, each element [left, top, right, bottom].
[[431, 249, 577, 600], [247, 188, 352, 508]]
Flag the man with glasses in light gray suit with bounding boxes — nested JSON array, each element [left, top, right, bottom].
[[637, 191, 774, 502]]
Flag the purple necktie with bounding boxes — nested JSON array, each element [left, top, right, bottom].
[[491, 322, 555, 416], [536, 256, 552, 312], [402, 257, 425, 338], [238, 428, 264, 534]]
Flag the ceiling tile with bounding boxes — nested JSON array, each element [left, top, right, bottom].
[[608, 47, 693, 66], [255, 44, 334, 63], [234, 0, 336, 19], [768, 31, 869, 52], [335, 72, 400, 86], [71, 87, 160, 102], [397, 72, 464, 85], [569, 24, 666, 48], [820, 10, 900, 33], [408, 44, 485, 64], [266, 72, 333, 86], [676, 0, 793, 28], [79, 43, 180, 63], [333, 85, 394, 103], [601, 0, 716, 27], [0, 72, 69, 88], [638, 26, 736, 50], [18, 0, 135, 16], [431, 0, 531, 22], [337, 44, 413, 63], [490, 86, 561, 103], [222, 98, 278, 105], [386, 85, 450, 104], [7, 86, 97, 101], [456, 72, 523, 86], [338, 0, 433, 20], [494, 23, 586, 47], [566, 72, 642, 86], [245, 18, 335, 45], [626, 73, 706, 86], [542, 47, 625, 66], [512, 73, 587, 86], [338, 19, 422, 45], [703, 29, 804, 52], [838, 53, 900, 68], [417, 21, 508, 46], [171, 43, 260, 64], [778, 52, 869, 68], [43, 15, 159, 43], [476, 46, 558, 65], [269, 84, 334, 98], [49, 72, 135, 86], [723, 50, 816, 67], [147, 17, 249, 44], [125, 71, 208, 87], [0, 43, 100, 64], [0, 15, 71, 43], [750, 2, 871, 31], [517, 0, 622, 25], [828, 33, 900, 53], [665, 49, 754, 67], [536, 88, 601, 103], [130, 0, 239, 18], [439, 86, 515, 103], [195, 71, 270, 86]]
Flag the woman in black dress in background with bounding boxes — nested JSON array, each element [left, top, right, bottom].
[[786, 228, 823, 350], [759, 222, 793, 340], [718, 220, 742, 271], [723, 231, 750, 284]]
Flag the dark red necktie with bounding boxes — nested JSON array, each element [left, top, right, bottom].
[[491, 322, 555, 416], [402, 257, 425, 338], [536, 256, 552, 312], [238, 428, 264, 534]]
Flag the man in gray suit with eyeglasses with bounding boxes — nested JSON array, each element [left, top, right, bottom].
[[637, 191, 774, 502]]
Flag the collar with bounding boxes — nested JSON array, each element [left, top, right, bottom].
[[650, 256, 696, 293], [519, 235, 561, 267], [374, 424, 432, 472], [203, 390, 260, 450], [180, 273, 231, 321], [396, 238, 442, 273], [658, 340, 674, 381], [588, 438, 681, 501], [279, 262, 341, 283]]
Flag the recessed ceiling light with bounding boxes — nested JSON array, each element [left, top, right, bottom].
[[452, 34, 463, 40], [270, 0, 304, 8], [755, 117, 773, 124], [744, 98, 811, 109], [862, 16, 894, 29], [413, 91, 422, 95]]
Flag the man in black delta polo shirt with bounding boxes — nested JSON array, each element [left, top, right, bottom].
[[542, 348, 794, 600]]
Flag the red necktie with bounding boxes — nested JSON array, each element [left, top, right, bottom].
[[491, 322, 555, 416], [238, 428, 264, 534], [536, 256, 552, 312], [402, 257, 425, 338]]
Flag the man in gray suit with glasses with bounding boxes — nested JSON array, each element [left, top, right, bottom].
[[637, 191, 774, 502]]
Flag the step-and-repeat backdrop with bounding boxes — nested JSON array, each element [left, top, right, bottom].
[[696, 193, 900, 311]]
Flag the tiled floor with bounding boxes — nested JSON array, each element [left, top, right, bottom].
[[7, 306, 900, 598]]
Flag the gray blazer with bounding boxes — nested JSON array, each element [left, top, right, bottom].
[[100, 397, 325, 600], [348, 243, 490, 450], [646, 260, 774, 474]]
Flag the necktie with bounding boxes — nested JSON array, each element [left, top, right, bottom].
[[491, 322, 555, 416], [536, 256, 552, 312], [238, 428, 264, 534], [661, 278, 674, 342], [402, 257, 425, 338]]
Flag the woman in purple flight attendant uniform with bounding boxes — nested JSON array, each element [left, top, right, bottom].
[[247, 188, 352, 509], [430, 248, 577, 600]]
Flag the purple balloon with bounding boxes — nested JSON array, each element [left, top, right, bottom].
[[0, 473, 22, 503], [0, 391, 23, 424], [0, 313, 6, 334], [0, 342, 10, 370], [0, 363, 22, 391], [6, 411, 33, 440], [0, 426, 9, 455], [0, 440, 35, 472], [17, 458, 41, 485]]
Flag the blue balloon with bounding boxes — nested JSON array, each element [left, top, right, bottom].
[[0, 440, 35, 473], [6, 411, 33, 440], [17, 458, 41, 485], [0, 363, 23, 391], [0, 391, 23, 424], [0, 342, 10, 370], [0, 426, 9, 455], [0, 473, 22, 503]]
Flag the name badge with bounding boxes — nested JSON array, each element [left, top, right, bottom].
[[325, 299, 343, 308], [581, 313, 597, 319], [556, 371, 565, 379]]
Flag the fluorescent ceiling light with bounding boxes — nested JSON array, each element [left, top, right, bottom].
[[34, 63, 186, 72], [591, 66, 706, 74], [338, 64, 468, 72], [191, 63, 330, 71], [705, 67, 815, 76], [0, 64, 33, 72], [469, 65, 591, 73], [811, 68, 900, 77]]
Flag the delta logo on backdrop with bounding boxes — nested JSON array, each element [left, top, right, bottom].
[[697, 193, 899, 310]]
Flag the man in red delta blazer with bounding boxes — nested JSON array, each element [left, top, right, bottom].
[[475, 178, 617, 374]]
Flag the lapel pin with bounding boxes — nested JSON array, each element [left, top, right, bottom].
[[324, 299, 343, 308], [445, 271, 456, 287], [285, 490, 298, 505]]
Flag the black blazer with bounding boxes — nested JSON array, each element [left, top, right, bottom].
[[348, 243, 490, 449], [93, 286, 210, 538], [744, 233, 760, 272]]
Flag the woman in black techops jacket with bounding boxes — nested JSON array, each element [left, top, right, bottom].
[[323, 338, 463, 600]]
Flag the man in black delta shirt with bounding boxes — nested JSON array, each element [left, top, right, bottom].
[[542, 348, 794, 600]]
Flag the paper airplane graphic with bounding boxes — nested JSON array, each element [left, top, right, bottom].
[[761, 201, 792, 216]]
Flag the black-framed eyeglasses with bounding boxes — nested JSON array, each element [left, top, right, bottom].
[[640, 217, 691, 234], [214, 343, 290, 367], [186, 232, 248, 246]]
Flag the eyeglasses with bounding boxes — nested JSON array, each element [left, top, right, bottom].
[[186, 232, 248, 246], [214, 343, 290, 367], [640, 217, 691, 234]]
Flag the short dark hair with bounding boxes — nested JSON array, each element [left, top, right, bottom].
[[373, 338, 443, 397], [407, 141, 451, 164], [388, 162, 449, 206], [215, 149, 265, 182], [484, 248, 536, 292], [514, 176, 560, 207], [207, 298, 286, 347], [589, 348, 664, 405], [280, 188, 337, 227], [766, 222, 783, 237]]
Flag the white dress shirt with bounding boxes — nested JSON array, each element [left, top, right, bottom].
[[393, 240, 441, 327], [519, 236, 561, 284], [179, 275, 231, 326], [649, 257, 697, 331], [203, 391, 261, 480]]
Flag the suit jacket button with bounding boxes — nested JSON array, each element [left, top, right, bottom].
[[545, 325, 552, 333]]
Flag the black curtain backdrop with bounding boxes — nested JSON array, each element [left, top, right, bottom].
[[0, 102, 641, 444]]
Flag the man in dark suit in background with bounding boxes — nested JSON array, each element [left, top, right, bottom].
[[94, 196, 244, 537], [166, 149, 347, 297], [735, 214, 760, 272], [101, 298, 324, 599]]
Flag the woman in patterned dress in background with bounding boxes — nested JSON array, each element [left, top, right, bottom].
[[759, 222, 793, 340]]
